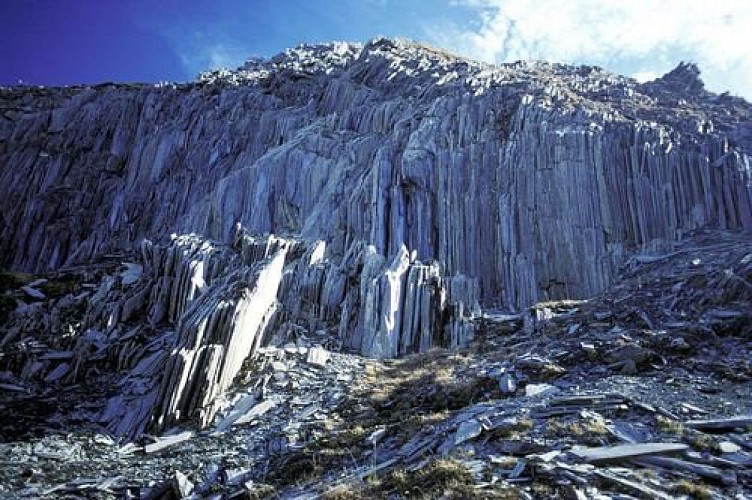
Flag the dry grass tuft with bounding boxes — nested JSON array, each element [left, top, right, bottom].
[[671, 479, 713, 499], [364, 459, 517, 499], [545, 417, 609, 445], [656, 415, 684, 435]]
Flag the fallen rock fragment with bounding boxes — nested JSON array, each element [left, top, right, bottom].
[[234, 399, 277, 426], [684, 415, 752, 431], [21, 286, 45, 300], [119, 263, 143, 285], [143, 430, 195, 454], [718, 441, 741, 454], [367, 428, 386, 446], [570, 442, 688, 463], [525, 383, 560, 398], [0, 382, 29, 393], [593, 470, 674, 500], [173, 470, 193, 498], [306, 346, 330, 367], [44, 363, 69, 383], [498, 373, 517, 395], [214, 393, 257, 432], [633, 455, 736, 484], [455, 419, 483, 445], [549, 393, 627, 407]]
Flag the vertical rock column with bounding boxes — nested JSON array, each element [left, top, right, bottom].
[[355, 245, 479, 359], [152, 246, 289, 429]]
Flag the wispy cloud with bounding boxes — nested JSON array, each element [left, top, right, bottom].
[[428, 0, 752, 98], [169, 32, 249, 75]]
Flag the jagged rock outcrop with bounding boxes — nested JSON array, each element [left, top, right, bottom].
[[3, 40, 751, 309], [1, 38, 751, 437]]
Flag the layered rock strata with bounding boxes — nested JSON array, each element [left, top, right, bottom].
[[2, 40, 750, 309], [1, 38, 751, 436]]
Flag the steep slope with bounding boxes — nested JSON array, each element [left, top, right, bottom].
[[1, 39, 751, 440], [1, 230, 750, 498], [3, 39, 750, 307]]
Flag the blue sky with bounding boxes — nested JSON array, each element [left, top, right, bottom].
[[2, 0, 751, 99]]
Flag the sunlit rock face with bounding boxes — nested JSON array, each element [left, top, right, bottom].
[[1, 38, 751, 434], [2, 40, 750, 310]]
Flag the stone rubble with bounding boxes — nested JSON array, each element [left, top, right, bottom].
[[0, 230, 748, 497]]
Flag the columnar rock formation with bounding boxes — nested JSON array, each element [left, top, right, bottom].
[[1, 38, 751, 437]]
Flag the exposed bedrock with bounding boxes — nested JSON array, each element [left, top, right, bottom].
[[2, 41, 750, 313], [1, 227, 479, 436], [1, 39, 751, 435]]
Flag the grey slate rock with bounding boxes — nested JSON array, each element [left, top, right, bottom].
[[499, 373, 517, 395], [570, 442, 689, 463], [454, 419, 483, 446], [684, 415, 752, 431], [1, 38, 751, 451]]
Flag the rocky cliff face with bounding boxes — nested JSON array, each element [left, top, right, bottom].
[[1, 39, 751, 439]]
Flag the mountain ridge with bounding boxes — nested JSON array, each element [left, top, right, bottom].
[[0, 39, 750, 497]]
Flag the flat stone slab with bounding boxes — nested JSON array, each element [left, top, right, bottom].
[[307, 346, 330, 367], [21, 286, 46, 299], [234, 399, 277, 426], [525, 383, 560, 398], [684, 415, 752, 431], [455, 419, 483, 445], [144, 431, 195, 454], [570, 442, 688, 463]]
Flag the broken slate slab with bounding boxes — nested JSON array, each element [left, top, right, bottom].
[[549, 394, 627, 407], [570, 442, 688, 463], [718, 441, 742, 454], [39, 351, 74, 360], [719, 451, 752, 467], [633, 456, 734, 484], [144, 431, 195, 454], [367, 428, 386, 446], [508, 459, 526, 479], [233, 399, 276, 426], [455, 419, 483, 445], [173, 471, 193, 498], [306, 346, 330, 367], [44, 363, 70, 382], [214, 393, 257, 433], [527, 450, 562, 463], [498, 373, 517, 395], [0, 382, 29, 393], [593, 470, 674, 500], [525, 383, 560, 398], [679, 402, 709, 415], [120, 263, 143, 285], [399, 433, 439, 460], [21, 286, 46, 299], [606, 422, 652, 444], [684, 415, 752, 431]]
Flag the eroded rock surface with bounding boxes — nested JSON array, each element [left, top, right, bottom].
[[1, 39, 751, 465], [3, 40, 751, 306], [0, 230, 750, 498]]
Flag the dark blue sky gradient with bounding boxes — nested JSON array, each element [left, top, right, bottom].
[[1, 1, 185, 85], [2, 1, 750, 97], [0, 0, 474, 86]]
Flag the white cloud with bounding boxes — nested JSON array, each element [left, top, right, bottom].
[[430, 0, 752, 99], [632, 71, 660, 83], [175, 38, 248, 75], [154, 23, 249, 77], [205, 44, 246, 70]]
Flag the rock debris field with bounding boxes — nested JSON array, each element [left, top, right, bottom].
[[0, 38, 751, 498]]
